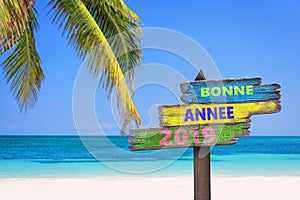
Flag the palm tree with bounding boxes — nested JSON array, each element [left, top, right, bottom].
[[0, 0, 142, 129]]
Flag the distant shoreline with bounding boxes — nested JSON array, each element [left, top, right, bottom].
[[1, 136, 300, 178]]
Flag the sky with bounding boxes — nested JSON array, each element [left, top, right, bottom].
[[1, 0, 300, 136]]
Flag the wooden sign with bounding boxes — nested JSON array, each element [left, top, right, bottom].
[[128, 72, 282, 200], [129, 123, 249, 151], [180, 77, 280, 104], [129, 76, 281, 151]]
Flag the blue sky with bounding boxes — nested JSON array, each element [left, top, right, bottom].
[[1, 0, 300, 135]]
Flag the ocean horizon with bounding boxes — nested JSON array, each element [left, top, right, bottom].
[[0, 136, 299, 178]]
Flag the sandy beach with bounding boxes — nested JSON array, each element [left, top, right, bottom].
[[0, 176, 299, 200]]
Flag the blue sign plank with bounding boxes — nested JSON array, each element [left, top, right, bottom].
[[180, 77, 280, 104]]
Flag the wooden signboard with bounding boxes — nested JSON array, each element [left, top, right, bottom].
[[128, 71, 281, 200], [129, 78, 281, 151], [129, 77, 281, 150]]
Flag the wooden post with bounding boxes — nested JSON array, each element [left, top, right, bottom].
[[194, 70, 211, 200], [194, 146, 210, 200]]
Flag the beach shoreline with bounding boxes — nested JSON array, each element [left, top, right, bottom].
[[0, 176, 299, 200]]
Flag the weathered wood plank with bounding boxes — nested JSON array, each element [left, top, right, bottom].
[[180, 77, 280, 104], [181, 90, 280, 104], [129, 123, 249, 151], [159, 101, 281, 127], [181, 77, 262, 93]]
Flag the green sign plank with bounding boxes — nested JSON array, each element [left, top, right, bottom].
[[129, 123, 249, 151]]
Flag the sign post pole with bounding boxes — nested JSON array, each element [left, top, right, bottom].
[[193, 70, 210, 200], [194, 147, 210, 200]]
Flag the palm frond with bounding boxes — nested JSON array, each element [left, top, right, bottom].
[[1, 0, 44, 111], [48, 0, 142, 128], [0, 0, 36, 54], [82, 0, 142, 94]]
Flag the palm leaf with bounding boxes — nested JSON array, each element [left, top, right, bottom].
[[48, 0, 142, 128], [0, 0, 36, 54], [1, 0, 44, 111], [82, 0, 142, 94]]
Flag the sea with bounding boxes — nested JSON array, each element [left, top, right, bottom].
[[0, 136, 300, 178]]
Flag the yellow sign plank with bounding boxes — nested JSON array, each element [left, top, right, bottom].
[[159, 101, 281, 127]]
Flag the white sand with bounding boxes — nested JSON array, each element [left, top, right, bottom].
[[0, 176, 299, 200]]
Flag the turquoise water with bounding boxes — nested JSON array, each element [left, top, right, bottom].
[[0, 136, 300, 177]]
